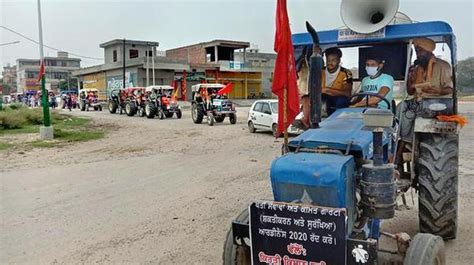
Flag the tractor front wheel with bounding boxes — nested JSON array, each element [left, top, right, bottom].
[[223, 209, 251, 265], [229, 113, 237, 124], [165, 111, 174, 118], [157, 110, 165, 120], [176, 109, 182, 119], [404, 233, 445, 265], [208, 113, 215, 126], [416, 133, 458, 240], [215, 115, 225, 123]]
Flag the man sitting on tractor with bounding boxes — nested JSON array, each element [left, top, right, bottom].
[[351, 53, 394, 109], [395, 38, 453, 168], [296, 47, 353, 129], [322, 47, 354, 115]]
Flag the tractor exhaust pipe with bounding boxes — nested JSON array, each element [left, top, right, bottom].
[[306, 21, 323, 128]]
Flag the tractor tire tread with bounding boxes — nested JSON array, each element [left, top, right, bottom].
[[417, 133, 458, 240]]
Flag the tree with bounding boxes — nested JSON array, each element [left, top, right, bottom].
[[456, 57, 474, 95], [59, 77, 78, 91]]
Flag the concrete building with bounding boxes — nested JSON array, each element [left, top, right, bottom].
[[235, 48, 276, 97], [72, 39, 189, 100], [166, 40, 275, 99], [16, 52, 81, 93], [2, 64, 17, 94]]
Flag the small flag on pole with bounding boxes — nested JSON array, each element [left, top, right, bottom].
[[37, 59, 45, 82], [217, 83, 233, 95]]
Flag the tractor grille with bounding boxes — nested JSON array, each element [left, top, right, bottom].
[[221, 101, 233, 111]]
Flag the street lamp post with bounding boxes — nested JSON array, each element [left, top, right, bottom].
[[37, 0, 53, 139]]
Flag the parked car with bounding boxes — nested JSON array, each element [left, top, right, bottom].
[[247, 99, 301, 137]]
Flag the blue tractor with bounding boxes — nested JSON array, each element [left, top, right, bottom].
[[224, 20, 459, 265]]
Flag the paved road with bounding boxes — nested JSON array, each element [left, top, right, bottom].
[[1, 104, 473, 264]]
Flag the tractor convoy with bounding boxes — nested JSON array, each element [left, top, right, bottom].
[[104, 84, 237, 126], [107, 86, 184, 120]]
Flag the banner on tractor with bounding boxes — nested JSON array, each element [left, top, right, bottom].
[[249, 201, 346, 265]]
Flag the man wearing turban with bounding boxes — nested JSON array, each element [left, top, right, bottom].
[[395, 37, 454, 169], [407, 38, 453, 97]]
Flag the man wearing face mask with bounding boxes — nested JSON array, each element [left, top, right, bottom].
[[352, 54, 394, 109]]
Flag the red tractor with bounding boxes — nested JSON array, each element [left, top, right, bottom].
[[108, 87, 145, 116], [144, 86, 182, 119]]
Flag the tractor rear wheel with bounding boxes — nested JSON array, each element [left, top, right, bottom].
[[223, 209, 251, 265], [145, 103, 156, 119], [416, 133, 458, 240], [125, 102, 137, 116], [192, 103, 204, 124], [404, 233, 445, 265]]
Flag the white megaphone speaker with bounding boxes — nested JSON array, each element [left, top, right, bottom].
[[341, 0, 400, 34]]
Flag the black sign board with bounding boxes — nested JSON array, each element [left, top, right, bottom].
[[250, 201, 346, 265]]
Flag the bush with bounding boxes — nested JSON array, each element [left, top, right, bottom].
[[7, 104, 24, 110], [19, 108, 44, 125], [0, 111, 27, 129]]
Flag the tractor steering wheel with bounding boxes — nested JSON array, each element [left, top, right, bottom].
[[349, 92, 391, 110]]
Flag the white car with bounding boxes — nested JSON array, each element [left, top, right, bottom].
[[247, 99, 302, 137]]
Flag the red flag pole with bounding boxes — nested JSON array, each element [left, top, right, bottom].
[[283, 86, 288, 151]]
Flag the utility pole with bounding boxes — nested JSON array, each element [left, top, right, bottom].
[[146, 44, 149, 87], [152, 44, 155, 86], [122, 38, 126, 88], [37, 0, 53, 139]]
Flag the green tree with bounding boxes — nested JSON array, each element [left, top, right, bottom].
[[456, 57, 474, 95], [59, 78, 78, 91]]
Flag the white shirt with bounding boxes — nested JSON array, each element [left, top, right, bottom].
[[325, 66, 340, 87]]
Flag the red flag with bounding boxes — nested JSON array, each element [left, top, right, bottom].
[[272, 0, 300, 136], [217, 83, 233, 95], [38, 59, 45, 82]]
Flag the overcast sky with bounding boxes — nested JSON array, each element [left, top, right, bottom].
[[1, 0, 473, 72]]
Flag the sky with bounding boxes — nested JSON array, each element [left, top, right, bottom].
[[1, 0, 473, 73]]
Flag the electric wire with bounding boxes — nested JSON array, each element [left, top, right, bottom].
[[0, 25, 104, 61]]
